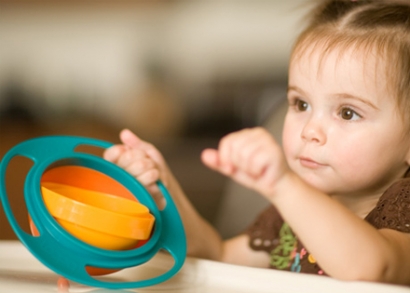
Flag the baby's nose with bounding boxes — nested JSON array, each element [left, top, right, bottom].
[[301, 118, 327, 145]]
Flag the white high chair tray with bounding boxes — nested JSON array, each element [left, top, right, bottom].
[[0, 241, 408, 293]]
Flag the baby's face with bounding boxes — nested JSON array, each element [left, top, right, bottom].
[[283, 45, 410, 198]]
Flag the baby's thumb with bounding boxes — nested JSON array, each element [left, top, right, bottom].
[[201, 149, 220, 170], [120, 128, 165, 166], [119, 129, 157, 153], [119, 129, 143, 148]]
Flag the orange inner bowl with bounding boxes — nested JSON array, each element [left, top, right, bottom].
[[41, 165, 136, 200], [41, 182, 155, 249], [29, 165, 154, 275]]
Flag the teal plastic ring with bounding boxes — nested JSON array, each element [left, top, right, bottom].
[[0, 136, 187, 289]]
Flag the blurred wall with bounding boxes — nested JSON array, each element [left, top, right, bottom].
[[0, 0, 307, 139]]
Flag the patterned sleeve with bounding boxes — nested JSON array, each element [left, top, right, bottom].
[[245, 205, 285, 254], [365, 178, 410, 233]]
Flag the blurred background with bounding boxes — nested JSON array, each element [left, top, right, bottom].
[[0, 0, 308, 240]]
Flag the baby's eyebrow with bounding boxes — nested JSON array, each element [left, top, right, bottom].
[[334, 93, 379, 110], [287, 85, 307, 96]]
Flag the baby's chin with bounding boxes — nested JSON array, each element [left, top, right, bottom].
[[292, 169, 337, 194]]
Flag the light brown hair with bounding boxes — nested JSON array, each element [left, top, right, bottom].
[[291, 0, 410, 133]]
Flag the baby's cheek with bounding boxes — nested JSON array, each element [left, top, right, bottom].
[[334, 146, 365, 171], [281, 119, 298, 154], [281, 133, 296, 164], [331, 148, 370, 185]]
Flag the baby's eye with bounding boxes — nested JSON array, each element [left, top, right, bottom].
[[340, 107, 361, 120], [295, 99, 309, 112]]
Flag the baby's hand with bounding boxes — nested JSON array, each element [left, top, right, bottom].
[[201, 127, 289, 199], [103, 129, 168, 208]]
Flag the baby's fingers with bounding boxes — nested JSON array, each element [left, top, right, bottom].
[[201, 149, 218, 169], [145, 183, 166, 210], [116, 150, 149, 171], [103, 145, 126, 163], [136, 169, 160, 187], [120, 129, 166, 168], [201, 148, 235, 175]]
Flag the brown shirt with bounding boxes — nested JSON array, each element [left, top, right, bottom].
[[245, 177, 410, 275]]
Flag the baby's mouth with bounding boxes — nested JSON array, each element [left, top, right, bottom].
[[299, 157, 326, 169]]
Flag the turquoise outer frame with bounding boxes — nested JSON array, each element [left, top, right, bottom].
[[0, 136, 187, 289]]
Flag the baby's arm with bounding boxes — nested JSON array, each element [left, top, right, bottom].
[[104, 129, 270, 267], [202, 127, 410, 285]]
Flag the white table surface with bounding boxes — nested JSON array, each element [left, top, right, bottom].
[[0, 240, 408, 293]]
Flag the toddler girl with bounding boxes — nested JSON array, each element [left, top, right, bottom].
[[104, 0, 410, 285]]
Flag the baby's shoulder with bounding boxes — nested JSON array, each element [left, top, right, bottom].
[[365, 178, 410, 233]]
